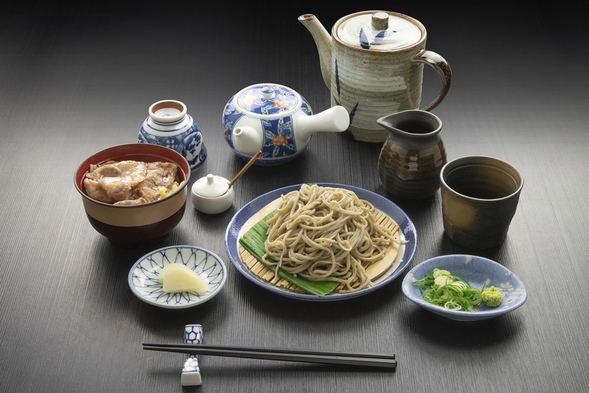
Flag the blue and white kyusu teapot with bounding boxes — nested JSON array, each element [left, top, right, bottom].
[[222, 83, 349, 165]]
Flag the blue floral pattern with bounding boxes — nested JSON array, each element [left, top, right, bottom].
[[138, 114, 206, 169], [222, 84, 312, 165]]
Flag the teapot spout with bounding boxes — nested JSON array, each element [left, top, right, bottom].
[[298, 14, 332, 90], [296, 106, 349, 142], [231, 125, 263, 156]]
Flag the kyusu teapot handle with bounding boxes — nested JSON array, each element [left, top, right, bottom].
[[413, 49, 453, 111]]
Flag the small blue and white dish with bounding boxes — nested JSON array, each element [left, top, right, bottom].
[[402, 254, 527, 321], [128, 245, 226, 309]]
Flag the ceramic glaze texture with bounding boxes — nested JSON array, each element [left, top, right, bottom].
[[74, 143, 191, 246], [332, 13, 426, 142], [138, 100, 207, 169], [182, 324, 202, 386], [300, 11, 452, 143], [440, 156, 523, 249], [225, 183, 417, 301], [223, 84, 311, 165], [222, 83, 349, 165], [128, 246, 227, 308], [402, 254, 527, 321], [191, 174, 234, 214], [377, 110, 446, 199]]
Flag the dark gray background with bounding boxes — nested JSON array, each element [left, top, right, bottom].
[[1, 2, 587, 392]]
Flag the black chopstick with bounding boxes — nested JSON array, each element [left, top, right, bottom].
[[142, 343, 396, 369]]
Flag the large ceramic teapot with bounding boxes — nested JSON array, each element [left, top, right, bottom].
[[222, 83, 349, 166], [299, 11, 452, 143]]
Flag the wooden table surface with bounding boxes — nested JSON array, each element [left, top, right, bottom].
[[1, 2, 588, 392]]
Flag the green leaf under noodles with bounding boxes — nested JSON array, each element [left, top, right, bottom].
[[239, 212, 339, 297]]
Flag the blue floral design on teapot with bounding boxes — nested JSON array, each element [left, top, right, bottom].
[[223, 83, 349, 166]]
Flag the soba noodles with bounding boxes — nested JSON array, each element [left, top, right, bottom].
[[263, 184, 397, 292]]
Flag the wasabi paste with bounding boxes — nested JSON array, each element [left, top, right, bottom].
[[481, 286, 503, 307]]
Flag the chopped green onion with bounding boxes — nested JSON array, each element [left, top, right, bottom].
[[413, 268, 501, 311]]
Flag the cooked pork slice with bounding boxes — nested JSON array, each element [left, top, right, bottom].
[[84, 160, 180, 205], [126, 183, 159, 202], [85, 161, 123, 180], [83, 178, 117, 204], [144, 162, 179, 189]]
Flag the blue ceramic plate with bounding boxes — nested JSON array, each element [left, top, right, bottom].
[[402, 254, 527, 321], [128, 245, 227, 309], [225, 183, 417, 301]]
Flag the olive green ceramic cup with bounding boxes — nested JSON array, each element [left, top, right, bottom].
[[440, 156, 523, 249]]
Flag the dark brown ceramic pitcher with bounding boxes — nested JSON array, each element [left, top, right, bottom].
[[377, 110, 447, 199]]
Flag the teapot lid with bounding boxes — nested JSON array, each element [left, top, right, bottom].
[[234, 84, 302, 117], [334, 11, 425, 51]]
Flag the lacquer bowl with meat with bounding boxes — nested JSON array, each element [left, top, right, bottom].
[[74, 144, 191, 246]]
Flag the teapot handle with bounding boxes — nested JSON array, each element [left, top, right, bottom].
[[413, 49, 452, 111]]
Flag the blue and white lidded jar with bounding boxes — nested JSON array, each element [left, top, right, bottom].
[[138, 100, 206, 169]]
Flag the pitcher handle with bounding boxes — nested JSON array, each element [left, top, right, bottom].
[[413, 49, 452, 111]]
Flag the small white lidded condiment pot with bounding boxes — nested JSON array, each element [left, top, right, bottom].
[[191, 174, 234, 214]]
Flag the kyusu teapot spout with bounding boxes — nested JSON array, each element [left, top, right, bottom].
[[299, 11, 452, 143], [222, 83, 349, 166]]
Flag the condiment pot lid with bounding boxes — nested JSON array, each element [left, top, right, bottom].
[[334, 11, 425, 51], [192, 174, 229, 197]]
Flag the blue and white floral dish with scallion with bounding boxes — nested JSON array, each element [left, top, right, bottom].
[[128, 245, 226, 309], [402, 254, 527, 321]]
